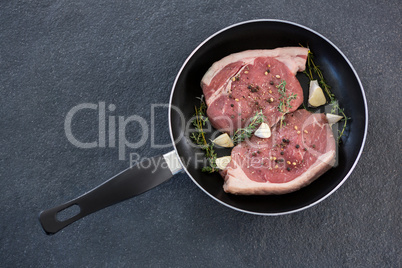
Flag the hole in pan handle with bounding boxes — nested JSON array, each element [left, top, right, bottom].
[[38, 151, 182, 235]]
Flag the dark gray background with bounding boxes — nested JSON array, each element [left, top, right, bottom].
[[1, 0, 400, 267]]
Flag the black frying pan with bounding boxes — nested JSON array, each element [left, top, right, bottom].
[[39, 20, 368, 234]]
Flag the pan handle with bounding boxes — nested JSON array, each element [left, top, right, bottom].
[[39, 151, 182, 235]]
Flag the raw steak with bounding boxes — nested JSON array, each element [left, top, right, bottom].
[[201, 47, 309, 134], [221, 109, 336, 195]]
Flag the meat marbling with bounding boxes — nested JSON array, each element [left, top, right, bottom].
[[221, 109, 336, 195], [201, 47, 309, 134]]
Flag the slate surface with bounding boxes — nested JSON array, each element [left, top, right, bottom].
[[0, 1, 400, 267]]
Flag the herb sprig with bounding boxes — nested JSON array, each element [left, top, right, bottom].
[[232, 110, 266, 144], [190, 96, 218, 173], [190, 98, 267, 172], [302, 47, 349, 143], [277, 80, 297, 128]]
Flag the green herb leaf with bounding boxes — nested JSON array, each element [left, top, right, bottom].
[[276, 80, 297, 128], [302, 46, 350, 143], [190, 96, 218, 173], [232, 110, 266, 144]]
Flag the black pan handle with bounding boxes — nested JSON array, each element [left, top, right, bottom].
[[39, 151, 182, 234]]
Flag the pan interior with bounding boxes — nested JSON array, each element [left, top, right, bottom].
[[170, 20, 367, 214]]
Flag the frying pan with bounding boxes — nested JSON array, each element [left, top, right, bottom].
[[39, 19, 368, 234]]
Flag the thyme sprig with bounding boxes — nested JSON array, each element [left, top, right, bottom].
[[190, 98, 266, 172], [190, 96, 218, 173], [302, 47, 349, 143], [232, 110, 266, 144], [277, 80, 297, 128], [330, 99, 348, 143], [304, 50, 334, 100]]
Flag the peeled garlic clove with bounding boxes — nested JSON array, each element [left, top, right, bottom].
[[326, 113, 343, 125], [254, 122, 271, 138], [212, 133, 234, 147], [308, 80, 326, 107], [215, 156, 231, 170]]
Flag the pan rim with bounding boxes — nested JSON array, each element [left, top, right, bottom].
[[168, 19, 368, 216]]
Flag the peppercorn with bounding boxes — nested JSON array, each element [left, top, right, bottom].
[[287, 167, 291, 171], [267, 69, 270, 73], [280, 151, 284, 155], [295, 144, 300, 149], [269, 81, 274, 85], [230, 104, 234, 107]]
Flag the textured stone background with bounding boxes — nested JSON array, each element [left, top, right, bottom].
[[0, 0, 400, 267]]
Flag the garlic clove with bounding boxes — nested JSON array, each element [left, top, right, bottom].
[[326, 113, 343, 125], [215, 156, 232, 170], [308, 80, 326, 107], [254, 122, 271, 138], [212, 133, 234, 147]]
